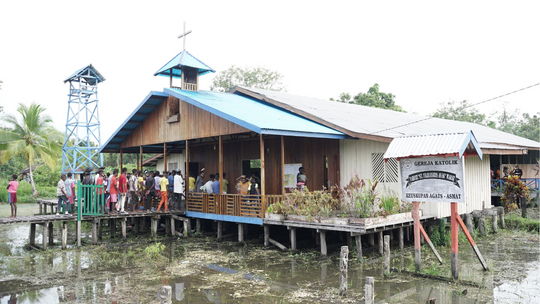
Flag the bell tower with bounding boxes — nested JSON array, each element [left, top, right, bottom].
[[154, 22, 215, 91]]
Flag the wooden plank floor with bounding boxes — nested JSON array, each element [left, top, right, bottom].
[[0, 210, 186, 226]]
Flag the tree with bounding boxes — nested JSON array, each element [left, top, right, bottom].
[[431, 101, 539, 142], [0, 103, 63, 196], [330, 83, 405, 112], [432, 100, 492, 126], [210, 66, 285, 92]]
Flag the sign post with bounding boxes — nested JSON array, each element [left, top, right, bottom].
[[385, 131, 488, 280]]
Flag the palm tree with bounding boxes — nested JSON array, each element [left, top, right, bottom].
[[0, 103, 63, 196]]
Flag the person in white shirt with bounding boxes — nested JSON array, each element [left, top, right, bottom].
[[173, 170, 185, 211]]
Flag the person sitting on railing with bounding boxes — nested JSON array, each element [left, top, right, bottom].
[[222, 173, 229, 194]]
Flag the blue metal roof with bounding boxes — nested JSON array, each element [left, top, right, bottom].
[[164, 88, 345, 139], [154, 50, 215, 79], [99, 91, 168, 153], [64, 64, 105, 85]]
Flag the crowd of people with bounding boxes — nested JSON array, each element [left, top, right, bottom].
[[4, 166, 309, 218], [491, 165, 523, 180]]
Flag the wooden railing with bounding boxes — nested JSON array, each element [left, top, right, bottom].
[[187, 193, 285, 218], [76, 181, 106, 220]]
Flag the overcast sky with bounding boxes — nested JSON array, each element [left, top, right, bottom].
[[1, 0, 539, 143]]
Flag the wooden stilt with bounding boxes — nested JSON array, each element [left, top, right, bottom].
[[320, 230, 327, 257], [183, 219, 191, 236], [339, 246, 348, 296], [122, 218, 127, 241], [92, 219, 98, 245], [492, 214, 498, 233], [48, 222, 53, 246], [196, 219, 201, 233], [62, 222, 67, 249], [76, 221, 81, 247], [30, 223, 36, 246], [263, 225, 270, 247], [42, 223, 48, 250], [290, 227, 297, 251], [217, 221, 223, 240], [399, 227, 404, 250], [165, 217, 171, 235], [110, 219, 116, 239], [378, 231, 383, 255], [269, 238, 287, 251], [365, 277, 375, 304], [170, 217, 176, 236], [355, 235, 362, 259], [383, 235, 390, 276], [151, 218, 158, 237], [238, 223, 244, 242], [465, 213, 474, 234], [98, 219, 103, 240]]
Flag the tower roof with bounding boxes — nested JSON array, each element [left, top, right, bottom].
[[154, 50, 215, 79], [63, 64, 105, 85]]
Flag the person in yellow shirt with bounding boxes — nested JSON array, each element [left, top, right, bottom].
[[188, 172, 196, 193], [157, 171, 169, 212]]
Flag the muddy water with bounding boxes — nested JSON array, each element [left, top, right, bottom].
[[0, 222, 539, 303]]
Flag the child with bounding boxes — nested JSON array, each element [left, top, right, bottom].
[[7, 174, 19, 218]]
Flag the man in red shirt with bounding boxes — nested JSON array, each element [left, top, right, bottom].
[[109, 169, 119, 214], [118, 168, 128, 213]]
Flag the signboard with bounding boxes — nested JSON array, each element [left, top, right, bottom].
[[400, 156, 465, 203], [283, 163, 302, 188]]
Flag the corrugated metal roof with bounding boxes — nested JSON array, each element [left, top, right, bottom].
[[154, 50, 215, 79], [383, 131, 482, 159], [165, 88, 345, 138], [64, 64, 105, 85], [235, 87, 540, 151]]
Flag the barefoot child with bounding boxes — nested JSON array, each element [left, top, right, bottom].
[[7, 174, 19, 218]]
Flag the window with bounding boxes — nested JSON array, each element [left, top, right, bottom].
[[372, 153, 399, 183]]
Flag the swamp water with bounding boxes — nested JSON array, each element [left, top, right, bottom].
[[0, 221, 539, 303]]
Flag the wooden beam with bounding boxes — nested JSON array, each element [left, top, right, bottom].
[[120, 148, 123, 173], [260, 134, 266, 215], [281, 135, 285, 195], [219, 135, 223, 195], [164, 143, 167, 172], [185, 140, 189, 198], [139, 145, 143, 171]]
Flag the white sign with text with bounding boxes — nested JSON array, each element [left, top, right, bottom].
[[400, 156, 465, 203]]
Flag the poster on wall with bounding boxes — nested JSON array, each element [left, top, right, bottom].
[[400, 156, 465, 203], [284, 163, 302, 188]]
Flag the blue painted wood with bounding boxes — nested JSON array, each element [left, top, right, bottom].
[[186, 211, 263, 225]]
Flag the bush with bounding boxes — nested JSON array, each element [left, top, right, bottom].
[[430, 219, 450, 247], [338, 175, 378, 218], [267, 187, 337, 219], [505, 214, 540, 232]]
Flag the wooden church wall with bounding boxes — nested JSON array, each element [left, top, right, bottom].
[[188, 137, 339, 195], [120, 96, 250, 149]]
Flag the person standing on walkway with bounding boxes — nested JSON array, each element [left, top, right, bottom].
[[157, 171, 169, 212], [129, 169, 139, 212], [64, 173, 75, 214], [56, 174, 69, 215], [7, 174, 19, 218], [222, 173, 229, 194], [118, 168, 128, 213], [109, 169, 119, 214], [145, 171, 155, 212], [189, 172, 196, 193], [168, 170, 175, 209], [174, 170, 185, 211]]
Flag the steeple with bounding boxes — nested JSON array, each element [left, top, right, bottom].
[[154, 22, 215, 91]]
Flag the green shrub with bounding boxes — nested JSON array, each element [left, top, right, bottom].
[[505, 214, 540, 232], [430, 219, 450, 247]]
